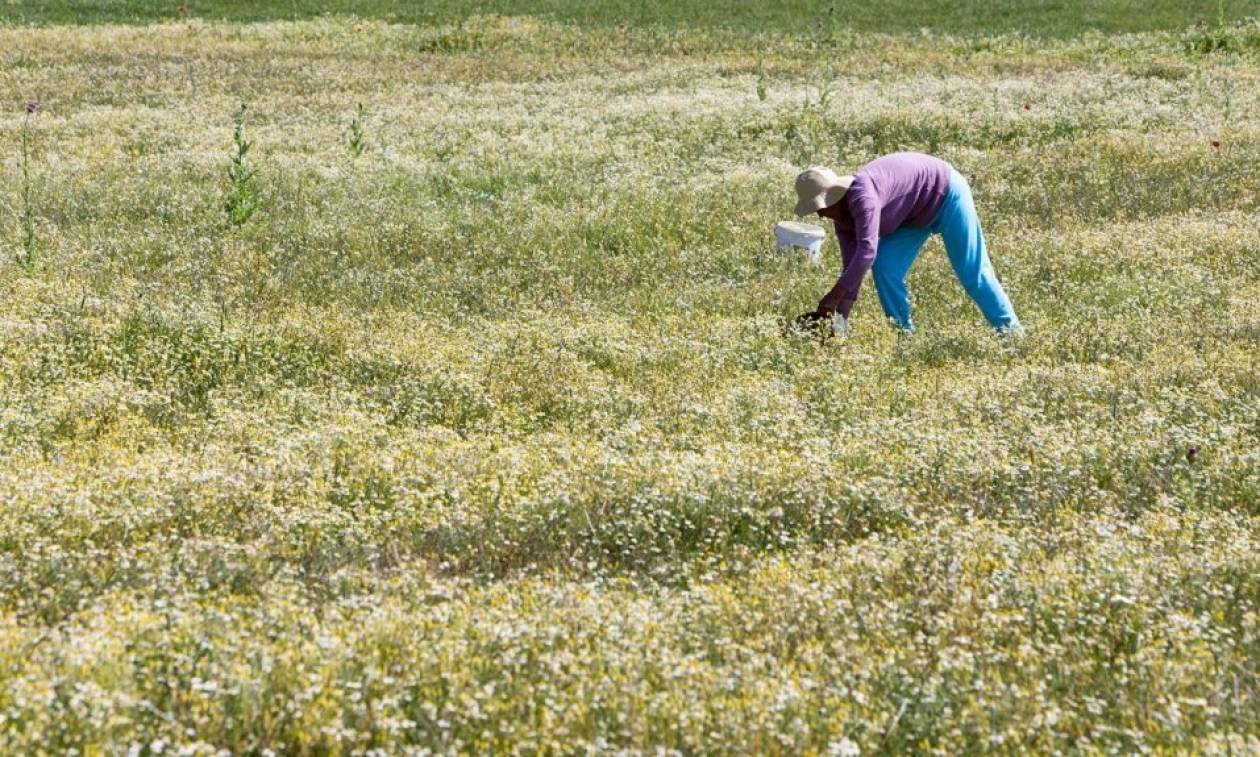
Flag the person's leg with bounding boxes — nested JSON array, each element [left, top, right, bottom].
[[870, 226, 932, 331], [935, 169, 1022, 331]]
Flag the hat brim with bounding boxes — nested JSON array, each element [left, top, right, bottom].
[[793, 184, 850, 216], [794, 194, 826, 217]]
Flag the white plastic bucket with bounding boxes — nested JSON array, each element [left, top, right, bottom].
[[774, 221, 825, 264]]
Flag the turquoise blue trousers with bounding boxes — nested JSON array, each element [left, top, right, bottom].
[[871, 169, 1020, 332]]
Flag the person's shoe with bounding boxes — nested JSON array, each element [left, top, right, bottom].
[[997, 322, 1026, 340]]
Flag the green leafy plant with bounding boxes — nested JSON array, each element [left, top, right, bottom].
[[1182, 17, 1260, 56], [348, 102, 368, 157], [811, 82, 835, 114], [755, 60, 769, 102], [784, 81, 838, 163], [223, 104, 259, 226]]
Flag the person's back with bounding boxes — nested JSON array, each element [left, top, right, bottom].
[[826, 152, 952, 247], [849, 152, 951, 230]]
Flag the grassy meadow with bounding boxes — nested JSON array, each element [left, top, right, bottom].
[[2, 1, 1260, 752]]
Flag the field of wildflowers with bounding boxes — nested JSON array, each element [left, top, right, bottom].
[[1, 4, 1259, 752]]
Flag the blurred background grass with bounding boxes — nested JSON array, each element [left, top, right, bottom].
[[0, 0, 1254, 35]]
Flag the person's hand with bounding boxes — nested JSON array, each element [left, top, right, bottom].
[[791, 310, 827, 331]]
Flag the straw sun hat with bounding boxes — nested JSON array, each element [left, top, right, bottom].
[[793, 166, 855, 216]]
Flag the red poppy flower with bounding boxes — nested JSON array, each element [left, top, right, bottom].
[[1210, 139, 1221, 148]]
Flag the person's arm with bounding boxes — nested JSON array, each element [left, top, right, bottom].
[[817, 184, 880, 318], [817, 225, 859, 317]]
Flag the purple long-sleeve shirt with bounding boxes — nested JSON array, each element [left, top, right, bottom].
[[817, 152, 952, 317]]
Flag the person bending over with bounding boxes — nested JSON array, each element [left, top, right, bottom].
[[793, 151, 1022, 334]]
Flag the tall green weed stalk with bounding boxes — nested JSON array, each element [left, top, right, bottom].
[[824, 1, 840, 42], [18, 100, 39, 268], [348, 103, 368, 157], [223, 104, 260, 227]]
